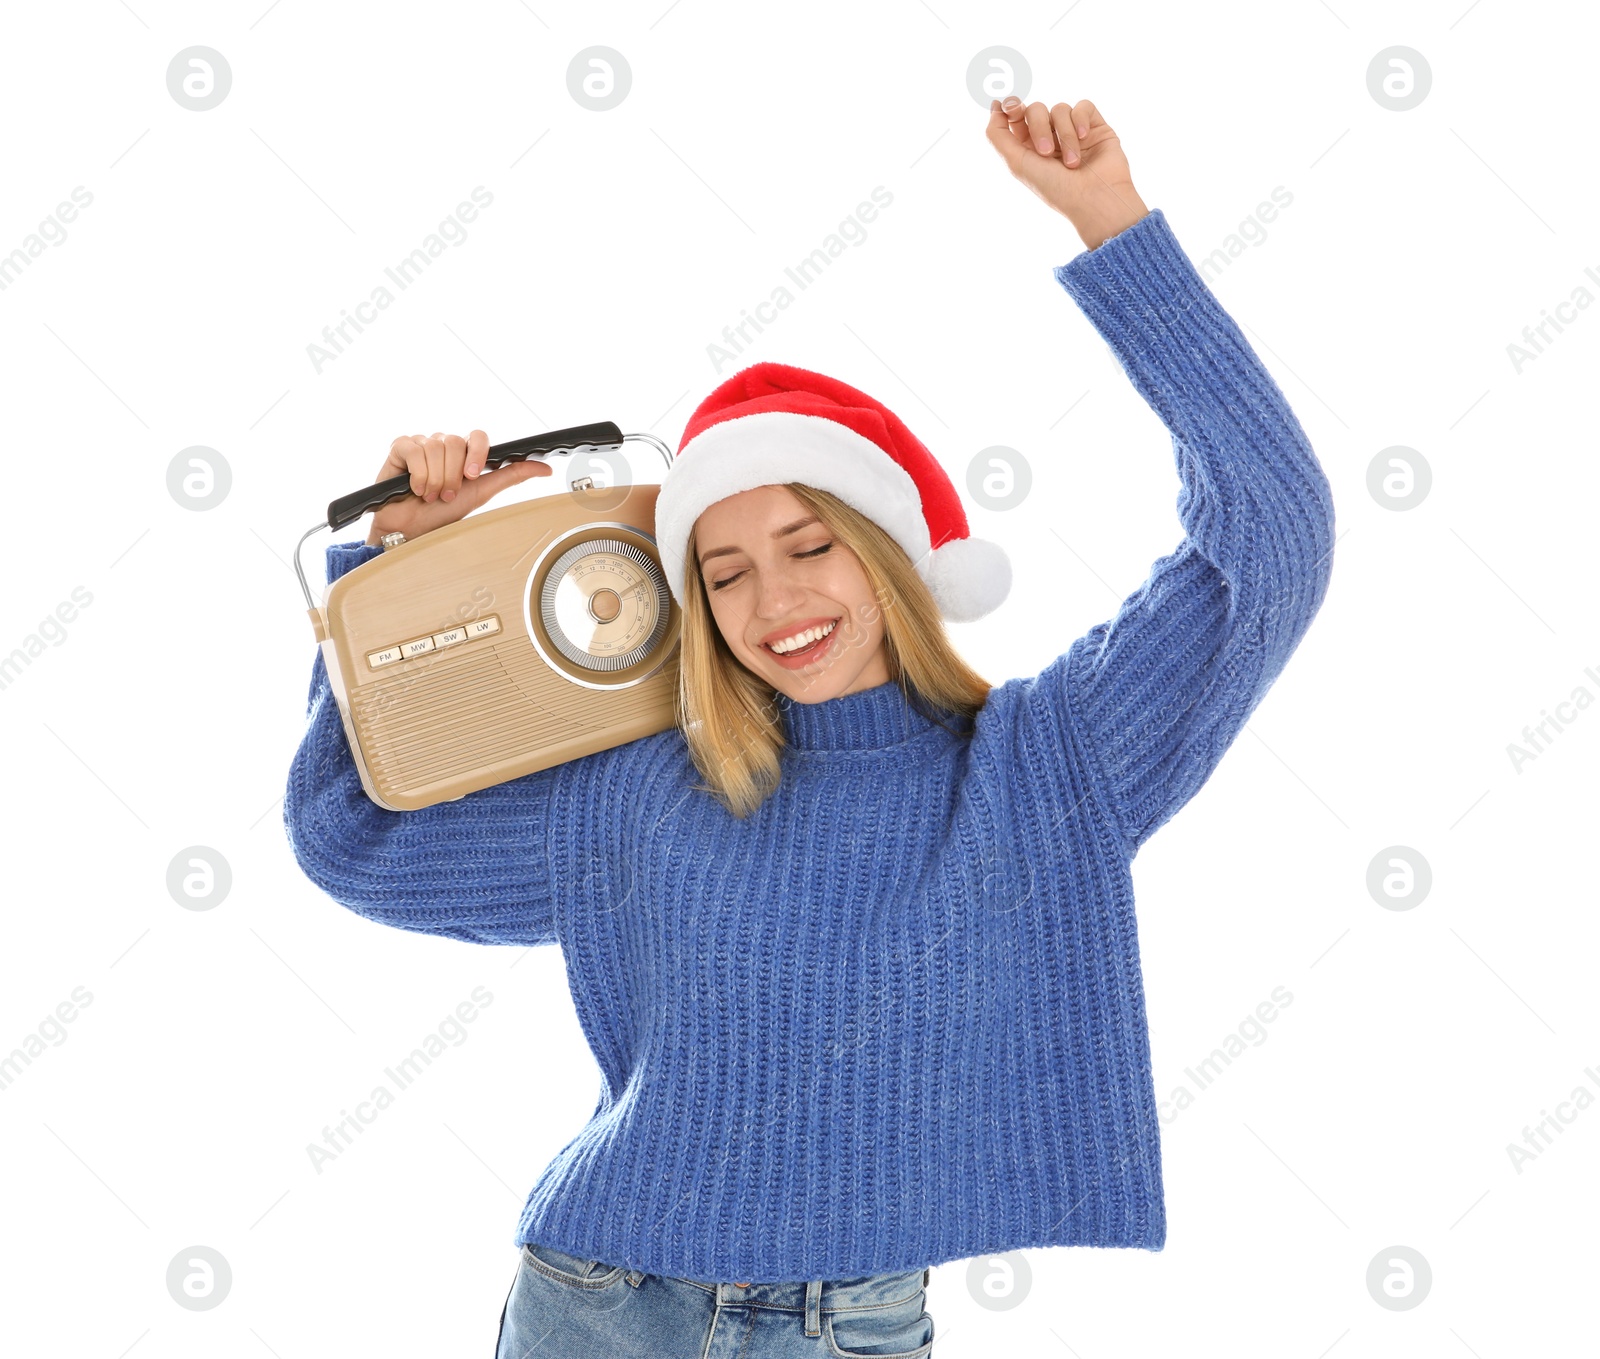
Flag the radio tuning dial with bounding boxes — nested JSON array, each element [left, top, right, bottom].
[[537, 535, 673, 674]]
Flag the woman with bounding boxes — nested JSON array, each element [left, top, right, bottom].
[[284, 95, 1336, 1358]]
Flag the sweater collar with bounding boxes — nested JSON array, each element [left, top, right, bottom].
[[774, 679, 943, 753]]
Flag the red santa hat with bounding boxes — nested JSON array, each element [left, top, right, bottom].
[[655, 361, 1011, 623]]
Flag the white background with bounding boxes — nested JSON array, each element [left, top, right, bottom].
[[1, 0, 1595, 1354]]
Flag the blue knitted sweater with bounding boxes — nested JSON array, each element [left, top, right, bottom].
[[284, 208, 1335, 1283]]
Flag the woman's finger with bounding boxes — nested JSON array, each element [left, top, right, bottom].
[[384, 434, 413, 483], [422, 435, 446, 502], [465, 428, 488, 479], [1072, 98, 1101, 142], [1050, 102, 1081, 167], [440, 433, 468, 501], [393, 436, 425, 496], [1001, 95, 1031, 146], [460, 456, 550, 511], [401, 435, 428, 495], [1023, 101, 1056, 157], [986, 100, 1028, 171]]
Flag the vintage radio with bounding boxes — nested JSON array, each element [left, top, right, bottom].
[[292, 424, 682, 811]]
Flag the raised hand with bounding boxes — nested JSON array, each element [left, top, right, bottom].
[[984, 96, 1149, 250]]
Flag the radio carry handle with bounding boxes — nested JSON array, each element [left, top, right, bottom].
[[292, 423, 673, 613]]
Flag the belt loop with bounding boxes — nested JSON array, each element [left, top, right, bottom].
[[923, 1266, 931, 1288], [626, 1268, 645, 1288], [805, 1278, 822, 1337]]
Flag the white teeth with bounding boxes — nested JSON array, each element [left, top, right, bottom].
[[769, 619, 837, 654]]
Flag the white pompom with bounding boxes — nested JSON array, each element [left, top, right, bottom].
[[922, 536, 1012, 623]]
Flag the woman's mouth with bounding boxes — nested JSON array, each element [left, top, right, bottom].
[[763, 617, 840, 668]]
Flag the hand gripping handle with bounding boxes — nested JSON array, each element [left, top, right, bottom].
[[292, 423, 674, 615], [325, 422, 626, 531]]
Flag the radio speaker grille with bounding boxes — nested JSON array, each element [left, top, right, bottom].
[[350, 640, 663, 792]]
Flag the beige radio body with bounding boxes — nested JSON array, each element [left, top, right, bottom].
[[305, 479, 683, 811]]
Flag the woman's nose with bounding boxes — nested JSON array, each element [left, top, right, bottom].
[[755, 572, 805, 613]]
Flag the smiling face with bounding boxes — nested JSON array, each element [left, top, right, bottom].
[[692, 484, 891, 704]]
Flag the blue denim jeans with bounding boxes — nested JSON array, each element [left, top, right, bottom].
[[495, 1240, 936, 1358]]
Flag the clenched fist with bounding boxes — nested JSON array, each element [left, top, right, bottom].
[[985, 96, 1149, 251]]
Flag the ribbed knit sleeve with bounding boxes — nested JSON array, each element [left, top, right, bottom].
[[282, 540, 563, 947], [1045, 208, 1336, 854]]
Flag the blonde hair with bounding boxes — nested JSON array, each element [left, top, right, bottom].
[[674, 483, 993, 818]]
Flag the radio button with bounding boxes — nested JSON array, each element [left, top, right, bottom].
[[401, 636, 435, 658], [432, 626, 469, 648], [465, 615, 501, 639], [366, 645, 404, 669]]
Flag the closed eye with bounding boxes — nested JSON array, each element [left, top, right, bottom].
[[709, 541, 832, 592]]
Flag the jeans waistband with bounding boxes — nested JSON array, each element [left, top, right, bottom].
[[526, 1240, 929, 1315], [672, 1266, 931, 1311]]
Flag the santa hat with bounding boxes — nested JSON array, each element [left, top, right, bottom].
[[654, 361, 1011, 623]]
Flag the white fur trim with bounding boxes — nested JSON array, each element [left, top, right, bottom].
[[924, 535, 1012, 623], [656, 410, 931, 601]]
